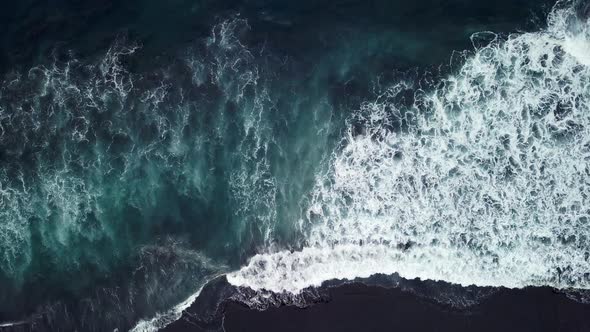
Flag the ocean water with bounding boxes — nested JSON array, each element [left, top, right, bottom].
[[0, 0, 588, 331]]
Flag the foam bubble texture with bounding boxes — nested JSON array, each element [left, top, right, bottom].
[[228, 5, 590, 293]]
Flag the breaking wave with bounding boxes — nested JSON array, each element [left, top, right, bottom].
[[228, 3, 590, 294], [3, 1, 590, 330]]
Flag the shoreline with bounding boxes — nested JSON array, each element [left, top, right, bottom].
[[163, 276, 590, 332]]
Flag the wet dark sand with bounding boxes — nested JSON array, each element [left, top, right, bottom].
[[165, 281, 590, 332]]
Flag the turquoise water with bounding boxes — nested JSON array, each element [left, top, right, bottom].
[[2, 0, 585, 330], [1, 18, 346, 327]]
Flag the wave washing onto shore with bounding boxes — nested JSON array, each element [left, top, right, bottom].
[[228, 3, 590, 294], [2, 1, 590, 331]]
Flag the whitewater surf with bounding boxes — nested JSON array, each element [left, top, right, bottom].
[[0, 0, 589, 331]]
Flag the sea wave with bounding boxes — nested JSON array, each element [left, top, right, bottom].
[[228, 2, 590, 294]]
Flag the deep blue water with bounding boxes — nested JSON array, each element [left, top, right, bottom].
[[1, 0, 589, 331]]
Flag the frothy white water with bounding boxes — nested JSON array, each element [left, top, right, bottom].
[[563, 34, 590, 66], [130, 274, 223, 332], [228, 4, 590, 293], [561, 3, 590, 66], [130, 289, 202, 332], [0, 320, 27, 328]]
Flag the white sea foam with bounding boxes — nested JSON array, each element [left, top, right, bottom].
[[228, 4, 590, 293], [0, 320, 27, 328], [563, 34, 590, 66], [130, 283, 207, 332], [561, 3, 590, 66]]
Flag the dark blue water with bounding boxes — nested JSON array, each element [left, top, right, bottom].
[[1, 0, 586, 331]]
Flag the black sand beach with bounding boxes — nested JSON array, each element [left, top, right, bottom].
[[1, 1, 590, 331], [165, 278, 590, 332]]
